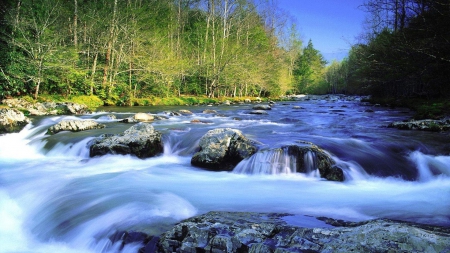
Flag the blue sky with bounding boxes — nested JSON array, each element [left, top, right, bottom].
[[277, 0, 367, 62]]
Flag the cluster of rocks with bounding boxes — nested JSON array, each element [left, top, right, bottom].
[[0, 98, 91, 134], [2, 98, 90, 116], [110, 211, 450, 253], [388, 118, 450, 132]]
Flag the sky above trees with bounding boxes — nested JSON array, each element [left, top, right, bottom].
[[278, 0, 366, 62]]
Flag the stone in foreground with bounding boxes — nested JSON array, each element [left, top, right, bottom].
[[112, 211, 450, 253], [191, 128, 259, 171], [89, 122, 163, 158]]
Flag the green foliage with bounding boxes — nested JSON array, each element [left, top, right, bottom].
[[293, 40, 327, 94], [0, 0, 321, 102], [69, 95, 104, 110]]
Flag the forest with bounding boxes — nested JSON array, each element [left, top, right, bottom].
[[0, 0, 449, 108], [0, 0, 329, 106], [326, 0, 450, 102]]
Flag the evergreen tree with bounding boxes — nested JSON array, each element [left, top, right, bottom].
[[293, 40, 327, 94]]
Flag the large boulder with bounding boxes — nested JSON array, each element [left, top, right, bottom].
[[118, 211, 450, 253], [191, 128, 259, 171], [0, 108, 31, 134], [47, 119, 105, 135], [88, 122, 163, 159], [2, 98, 90, 115], [388, 118, 450, 132]]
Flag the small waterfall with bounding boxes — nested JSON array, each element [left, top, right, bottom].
[[233, 148, 297, 175], [162, 129, 200, 156], [233, 147, 322, 177], [409, 151, 450, 181]]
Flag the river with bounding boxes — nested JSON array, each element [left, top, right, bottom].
[[1, 95, 449, 252]]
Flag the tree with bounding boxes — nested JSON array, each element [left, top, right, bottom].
[[293, 40, 327, 94]]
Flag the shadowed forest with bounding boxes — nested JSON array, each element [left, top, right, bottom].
[[0, 0, 449, 107]]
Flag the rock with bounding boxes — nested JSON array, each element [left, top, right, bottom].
[[203, 109, 217, 114], [252, 104, 271, 110], [88, 122, 163, 159], [1, 98, 90, 115], [191, 128, 259, 171], [249, 110, 268, 115], [156, 211, 450, 253], [223, 100, 231, 105], [47, 119, 105, 135], [388, 118, 450, 132], [292, 106, 303, 109], [291, 141, 343, 181], [133, 112, 154, 122], [179, 109, 193, 115], [244, 99, 251, 103], [0, 108, 31, 134], [190, 119, 213, 124]]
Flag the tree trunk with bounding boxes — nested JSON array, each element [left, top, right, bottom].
[[74, 0, 78, 48], [91, 52, 98, 95]]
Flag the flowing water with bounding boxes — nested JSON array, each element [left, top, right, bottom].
[[1, 96, 450, 252]]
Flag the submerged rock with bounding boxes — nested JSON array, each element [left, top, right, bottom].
[[249, 110, 268, 115], [88, 122, 163, 158], [118, 211, 450, 253], [47, 119, 105, 135], [0, 108, 31, 134], [191, 128, 259, 171], [388, 118, 450, 132]]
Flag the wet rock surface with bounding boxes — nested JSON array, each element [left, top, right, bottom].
[[115, 211, 450, 253], [47, 119, 105, 134], [0, 108, 31, 134], [388, 118, 450, 131], [88, 122, 163, 158], [191, 128, 259, 171]]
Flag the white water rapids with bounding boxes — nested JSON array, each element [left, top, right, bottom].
[[1, 98, 449, 253]]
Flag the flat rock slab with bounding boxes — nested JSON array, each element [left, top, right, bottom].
[[157, 211, 450, 253], [47, 119, 105, 134]]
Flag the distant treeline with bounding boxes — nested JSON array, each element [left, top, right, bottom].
[[326, 0, 450, 100], [0, 0, 331, 105]]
